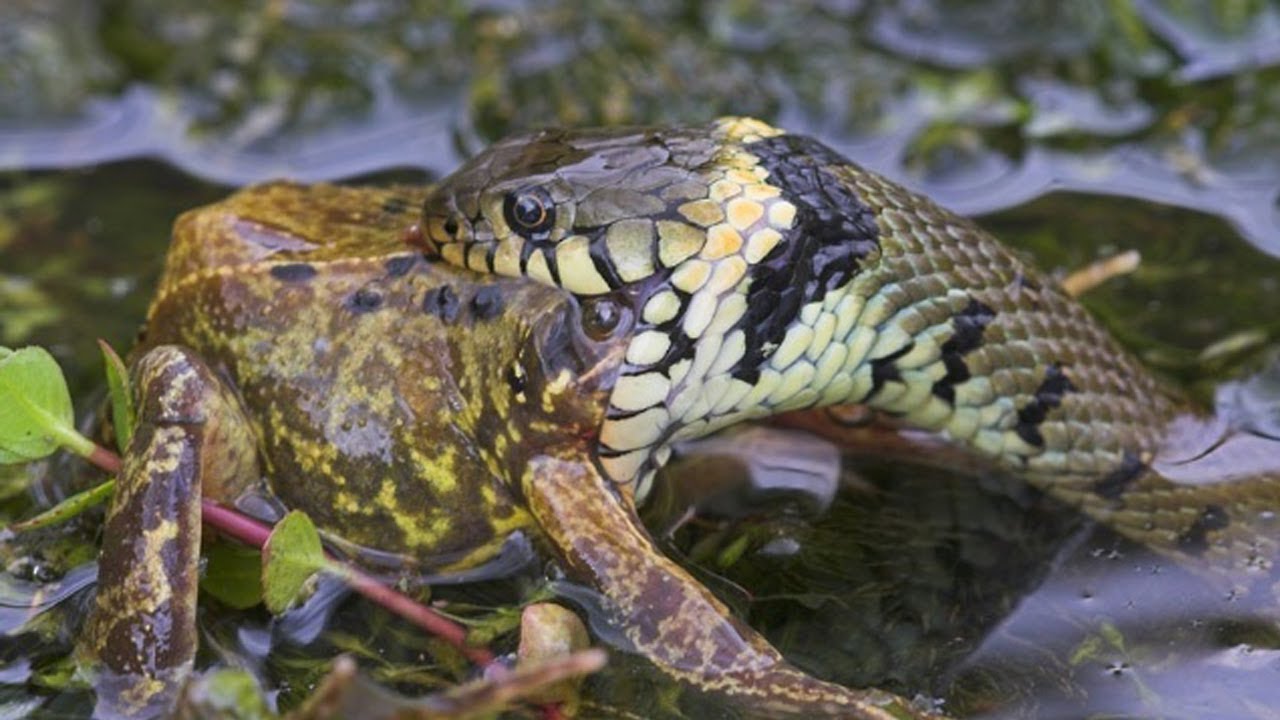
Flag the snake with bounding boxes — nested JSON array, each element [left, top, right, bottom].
[[419, 116, 1280, 590]]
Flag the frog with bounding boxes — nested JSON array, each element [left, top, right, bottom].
[[78, 180, 937, 720]]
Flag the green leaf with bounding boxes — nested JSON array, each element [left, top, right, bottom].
[[98, 340, 135, 454], [0, 346, 92, 464], [6, 479, 115, 534], [203, 541, 264, 610], [262, 510, 327, 614]]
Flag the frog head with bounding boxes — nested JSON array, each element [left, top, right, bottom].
[[448, 277, 635, 488]]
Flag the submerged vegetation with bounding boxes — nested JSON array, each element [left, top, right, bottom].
[[1, 1, 1279, 718]]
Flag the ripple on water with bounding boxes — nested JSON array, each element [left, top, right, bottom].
[[949, 523, 1280, 719]]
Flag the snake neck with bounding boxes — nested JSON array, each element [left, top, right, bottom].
[[593, 122, 1184, 504]]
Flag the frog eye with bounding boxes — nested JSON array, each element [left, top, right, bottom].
[[581, 296, 631, 341], [503, 188, 555, 239]]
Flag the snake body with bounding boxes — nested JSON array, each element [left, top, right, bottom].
[[422, 117, 1280, 589]]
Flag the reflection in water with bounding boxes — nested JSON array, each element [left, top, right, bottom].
[[0, 562, 96, 635], [953, 521, 1280, 719], [0, 87, 461, 188]]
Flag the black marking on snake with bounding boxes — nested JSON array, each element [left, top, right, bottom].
[[653, 327, 696, 375], [1012, 273, 1039, 292], [270, 263, 318, 282], [733, 134, 881, 384], [868, 342, 915, 400], [1177, 505, 1230, 556], [484, 242, 499, 275], [461, 240, 501, 275], [422, 285, 461, 324], [1092, 450, 1147, 499], [1015, 363, 1077, 447], [471, 286, 506, 321], [932, 299, 996, 404], [541, 246, 563, 286], [347, 288, 384, 314], [518, 239, 540, 275], [384, 255, 417, 278], [587, 231, 626, 289]]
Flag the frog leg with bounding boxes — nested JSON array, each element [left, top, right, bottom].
[[522, 449, 942, 720], [79, 345, 260, 718]]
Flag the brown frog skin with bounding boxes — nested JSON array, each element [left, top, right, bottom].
[[79, 182, 937, 720]]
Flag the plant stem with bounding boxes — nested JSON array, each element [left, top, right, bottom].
[[73, 440, 625, 717], [84, 444, 499, 670], [8, 479, 115, 533], [338, 564, 495, 667], [85, 444, 122, 474], [202, 498, 495, 666], [50, 419, 105, 463]]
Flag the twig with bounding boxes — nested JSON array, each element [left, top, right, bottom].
[[85, 446, 496, 668]]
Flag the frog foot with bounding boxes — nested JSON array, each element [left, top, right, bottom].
[[523, 449, 945, 720], [78, 345, 260, 718]]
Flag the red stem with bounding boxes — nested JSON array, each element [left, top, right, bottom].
[[86, 445, 122, 475], [198, 500, 494, 666], [88, 446, 496, 668], [343, 567, 495, 667], [199, 500, 272, 547]]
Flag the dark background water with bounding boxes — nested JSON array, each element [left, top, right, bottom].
[[2, 1, 1280, 718]]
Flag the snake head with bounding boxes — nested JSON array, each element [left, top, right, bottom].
[[424, 117, 861, 501], [420, 118, 786, 294]]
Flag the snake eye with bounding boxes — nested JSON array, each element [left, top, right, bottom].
[[581, 296, 631, 341], [503, 188, 555, 238]]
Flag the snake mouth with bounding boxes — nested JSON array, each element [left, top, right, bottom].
[[420, 191, 463, 259]]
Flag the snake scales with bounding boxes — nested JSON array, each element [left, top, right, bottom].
[[420, 116, 1280, 595]]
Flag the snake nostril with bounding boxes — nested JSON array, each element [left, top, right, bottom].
[[443, 216, 460, 236]]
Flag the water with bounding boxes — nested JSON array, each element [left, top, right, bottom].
[[1, 1, 1279, 718]]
